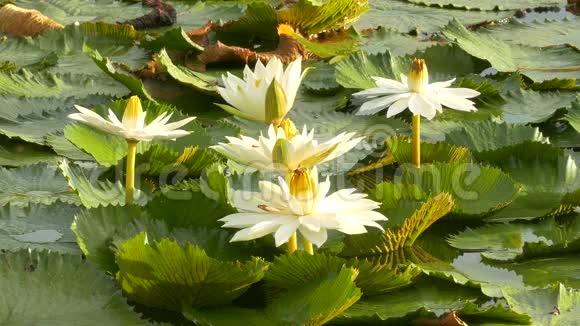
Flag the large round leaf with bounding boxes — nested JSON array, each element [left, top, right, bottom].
[[0, 250, 145, 325]]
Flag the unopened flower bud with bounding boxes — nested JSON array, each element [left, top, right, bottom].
[[265, 79, 288, 126], [272, 138, 291, 172], [280, 118, 298, 139], [122, 96, 144, 129]]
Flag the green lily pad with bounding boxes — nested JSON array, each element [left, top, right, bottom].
[[502, 283, 580, 326], [0, 202, 80, 253], [356, 1, 512, 33], [0, 250, 146, 325], [478, 17, 580, 49], [0, 164, 79, 207], [408, 0, 565, 11], [443, 19, 580, 82]]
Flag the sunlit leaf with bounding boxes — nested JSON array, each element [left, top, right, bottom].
[[116, 232, 267, 311], [265, 265, 362, 326], [280, 24, 360, 59], [264, 252, 420, 297], [342, 193, 454, 255], [277, 0, 368, 35]]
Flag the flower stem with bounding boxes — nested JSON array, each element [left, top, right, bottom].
[[302, 238, 313, 255], [288, 233, 298, 253], [412, 114, 421, 168], [125, 140, 138, 205]]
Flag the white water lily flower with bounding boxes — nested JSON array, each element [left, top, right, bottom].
[[216, 57, 306, 124], [353, 59, 480, 120], [220, 168, 387, 247], [210, 121, 363, 173], [69, 96, 196, 142]]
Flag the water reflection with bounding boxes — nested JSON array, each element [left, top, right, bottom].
[[452, 252, 523, 296], [449, 251, 580, 296], [520, 6, 575, 22]]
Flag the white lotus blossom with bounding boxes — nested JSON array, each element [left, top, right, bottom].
[[216, 57, 306, 124], [220, 168, 387, 247], [353, 59, 480, 120], [69, 96, 195, 142], [210, 121, 362, 173]]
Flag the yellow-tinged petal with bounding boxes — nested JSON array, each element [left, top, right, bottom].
[[289, 168, 317, 215]]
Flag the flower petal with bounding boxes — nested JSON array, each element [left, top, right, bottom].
[[428, 78, 455, 89], [437, 87, 480, 98], [298, 225, 328, 247], [357, 93, 410, 115], [438, 95, 478, 112], [274, 219, 300, 247], [408, 93, 437, 120], [229, 221, 280, 242], [372, 76, 407, 90], [386, 97, 410, 118], [353, 87, 408, 97], [220, 212, 283, 227]]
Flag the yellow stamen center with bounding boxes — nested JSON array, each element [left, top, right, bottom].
[[122, 95, 144, 129], [407, 58, 429, 93], [289, 169, 317, 215]]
